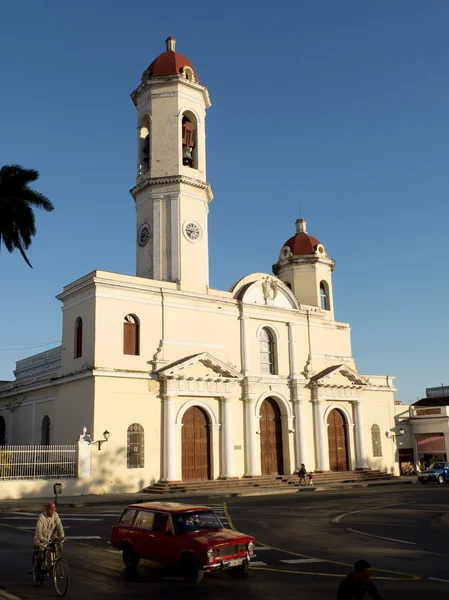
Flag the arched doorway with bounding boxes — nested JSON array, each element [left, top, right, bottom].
[[327, 409, 349, 471], [181, 406, 211, 481], [260, 398, 284, 475]]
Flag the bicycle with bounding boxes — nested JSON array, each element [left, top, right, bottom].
[[31, 540, 69, 596]]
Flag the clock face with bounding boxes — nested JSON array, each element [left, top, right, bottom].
[[183, 221, 202, 243], [138, 223, 150, 247]]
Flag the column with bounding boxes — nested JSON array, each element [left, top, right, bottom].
[[221, 397, 235, 478], [288, 322, 298, 378], [152, 196, 161, 280], [353, 400, 369, 469], [169, 193, 179, 282], [293, 399, 307, 468], [245, 398, 260, 476], [314, 400, 330, 471], [239, 316, 250, 375], [163, 394, 178, 482]]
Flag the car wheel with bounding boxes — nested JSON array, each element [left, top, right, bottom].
[[122, 544, 140, 568], [231, 560, 249, 578], [438, 475, 445, 484], [419, 479, 428, 484], [182, 554, 204, 584]]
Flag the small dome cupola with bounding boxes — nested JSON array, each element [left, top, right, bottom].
[[278, 218, 327, 260], [272, 217, 335, 316], [141, 37, 199, 83]]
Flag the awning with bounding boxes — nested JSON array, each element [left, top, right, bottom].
[[416, 433, 445, 453]]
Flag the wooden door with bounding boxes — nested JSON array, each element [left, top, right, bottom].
[[182, 407, 211, 481], [327, 409, 349, 471], [260, 398, 284, 475]]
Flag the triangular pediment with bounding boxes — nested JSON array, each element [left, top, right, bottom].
[[155, 353, 243, 380], [310, 364, 368, 386]]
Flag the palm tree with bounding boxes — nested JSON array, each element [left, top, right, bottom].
[[0, 165, 54, 268]]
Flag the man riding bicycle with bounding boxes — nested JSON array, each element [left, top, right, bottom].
[[33, 502, 66, 574]]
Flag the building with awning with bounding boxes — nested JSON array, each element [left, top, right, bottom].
[[395, 396, 449, 474]]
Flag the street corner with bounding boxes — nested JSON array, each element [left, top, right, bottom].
[[248, 542, 421, 581]]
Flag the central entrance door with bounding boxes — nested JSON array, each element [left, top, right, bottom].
[[327, 409, 349, 471], [181, 406, 211, 481], [260, 398, 284, 475]]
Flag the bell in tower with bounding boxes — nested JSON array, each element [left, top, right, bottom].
[[182, 115, 196, 167]]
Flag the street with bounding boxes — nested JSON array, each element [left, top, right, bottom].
[[1, 484, 449, 599]]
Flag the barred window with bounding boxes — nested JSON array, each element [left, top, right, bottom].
[[41, 415, 51, 446], [260, 328, 276, 375], [127, 423, 144, 468], [371, 424, 382, 457]]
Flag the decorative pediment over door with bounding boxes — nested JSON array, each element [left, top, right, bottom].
[[155, 352, 242, 397]]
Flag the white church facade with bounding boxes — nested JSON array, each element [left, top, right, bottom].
[[0, 38, 399, 492]]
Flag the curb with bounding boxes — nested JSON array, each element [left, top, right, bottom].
[[0, 479, 417, 511]]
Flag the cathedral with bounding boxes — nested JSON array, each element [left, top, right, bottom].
[[0, 39, 399, 492]]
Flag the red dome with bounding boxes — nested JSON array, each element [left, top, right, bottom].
[[282, 219, 321, 256], [143, 37, 198, 82]]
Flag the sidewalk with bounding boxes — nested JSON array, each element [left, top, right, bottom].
[[0, 477, 416, 511]]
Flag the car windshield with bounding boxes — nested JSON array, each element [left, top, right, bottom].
[[174, 511, 223, 534], [430, 462, 446, 469]]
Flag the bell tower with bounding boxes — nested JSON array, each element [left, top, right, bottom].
[[130, 37, 213, 292], [273, 218, 336, 319]]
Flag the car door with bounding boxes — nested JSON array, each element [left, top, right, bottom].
[[149, 512, 177, 565], [132, 510, 155, 559]]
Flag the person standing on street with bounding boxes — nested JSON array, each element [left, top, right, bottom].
[[337, 560, 384, 599], [33, 502, 66, 573]]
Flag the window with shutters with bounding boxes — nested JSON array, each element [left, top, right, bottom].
[[74, 317, 83, 358], [260, 327, 276, 375], [127, 423, 144, 468], [41, 416, 51, 445], [123, 314, 140, 355], [371, 424, 382, 457]]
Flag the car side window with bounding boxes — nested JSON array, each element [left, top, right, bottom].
[[118, 508, 137, 526], [153, 512, 173, 534], [134, 510, 155, 530]]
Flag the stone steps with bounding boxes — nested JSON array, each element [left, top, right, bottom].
[[142, 470, 395, 494]]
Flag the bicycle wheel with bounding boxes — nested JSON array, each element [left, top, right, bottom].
[[53, 558, 69, 597], [31, 553, 43, 586]]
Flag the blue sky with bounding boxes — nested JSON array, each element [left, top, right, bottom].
[[0, 1, 447, 402]]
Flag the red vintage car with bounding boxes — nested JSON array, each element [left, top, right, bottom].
[[110, 501, 256, 583]]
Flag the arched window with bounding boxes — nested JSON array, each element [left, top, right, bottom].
[[138, 115, 150, 175], [74, 317, 83, 358], [0, 416, 6, 446], [127, 423, 144, 468], [41, 416, 51, 446], [124, 314, 140, 356], [371, 424, 382, 457], [260, 328, 276, 375], [181, 111, 198, 169], [181, 66, 195, 82], [320, 281, 330, 311]]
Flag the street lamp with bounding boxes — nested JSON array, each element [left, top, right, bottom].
[[386, 427, 404, 442], [89, 429, 110, 450]]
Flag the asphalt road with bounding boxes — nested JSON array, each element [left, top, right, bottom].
[[1, 484, 449, 599]]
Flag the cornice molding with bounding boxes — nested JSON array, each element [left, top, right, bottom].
[[130, 175, 213, 202]]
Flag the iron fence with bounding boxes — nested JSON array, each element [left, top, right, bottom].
[[0, 445, 76, 480]]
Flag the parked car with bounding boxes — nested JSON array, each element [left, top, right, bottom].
[[110, 501, 256, 583], [418, 462, 449, 484]]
